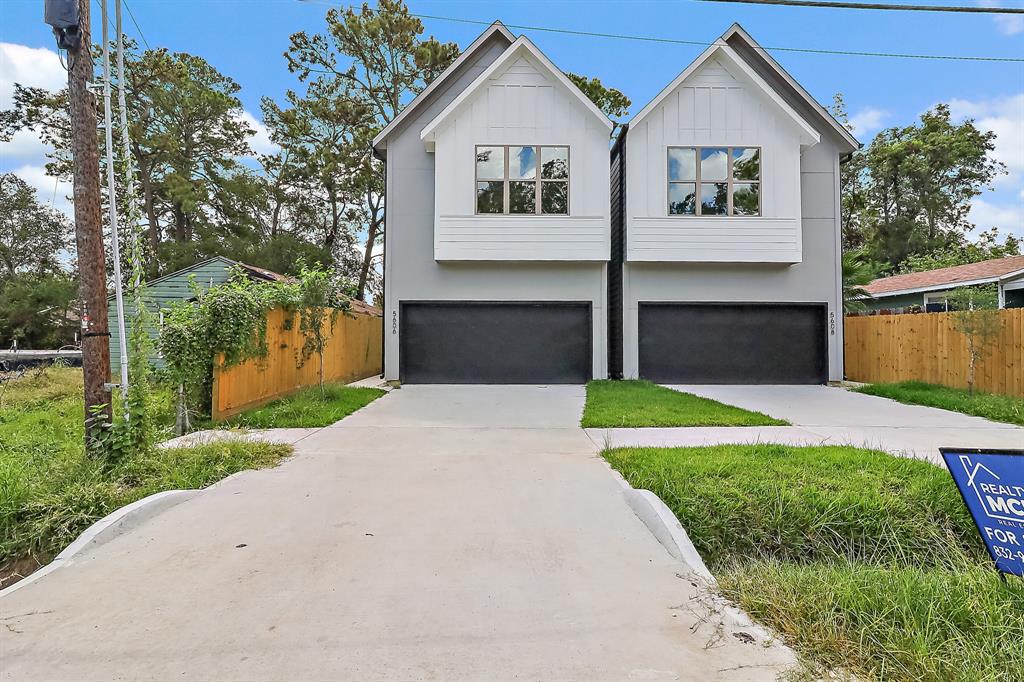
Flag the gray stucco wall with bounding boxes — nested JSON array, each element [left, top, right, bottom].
[[622, 139, 845, 381], [381, 34, 608, 381]]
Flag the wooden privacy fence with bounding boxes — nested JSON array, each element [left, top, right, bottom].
[[844, 308, 1023, 397], [212, 307, 383, 420]]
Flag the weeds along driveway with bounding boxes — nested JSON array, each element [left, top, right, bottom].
[[590, 385, 1024, 464], [0, 385, 792, 682]]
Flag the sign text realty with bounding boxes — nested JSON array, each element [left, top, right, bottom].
[[942, 448, 1024, 578]]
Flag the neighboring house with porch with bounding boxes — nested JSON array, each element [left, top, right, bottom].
[[374, 21, 854, 385], [862, 255, 1024, 313], [107, 256, 289, 370]]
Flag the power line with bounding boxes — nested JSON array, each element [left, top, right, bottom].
[[698, 0, 1024, 13], [296, 1, 1024, 63], [122, 0, 151, 50]]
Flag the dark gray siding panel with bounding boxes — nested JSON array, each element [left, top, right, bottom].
[[400, 301, 592, 384], [638, 302, 828, 384], [608, 127, 627, 379]]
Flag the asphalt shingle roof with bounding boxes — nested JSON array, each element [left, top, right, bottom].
[[864, 255, 1024, 296]]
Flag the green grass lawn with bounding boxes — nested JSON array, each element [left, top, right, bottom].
[[581, 380, 787, 427], [854, 380, 1024, 426], [604, 444, 1022, 681], [0, 366, 292, 588], [220, 382, 386, 428]]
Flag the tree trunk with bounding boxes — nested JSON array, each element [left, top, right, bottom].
[[356, 217, 379, 302]]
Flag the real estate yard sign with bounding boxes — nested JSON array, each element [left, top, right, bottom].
[[941, 448, 1024, 578]]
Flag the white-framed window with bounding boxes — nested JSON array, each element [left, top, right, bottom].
[[667, 146, 761, 217], [475, 145, 569, 215]]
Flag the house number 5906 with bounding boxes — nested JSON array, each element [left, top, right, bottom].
[[392, 310, 398, 335]]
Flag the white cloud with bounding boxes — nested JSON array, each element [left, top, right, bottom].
[[948, 93, 1024, 187], [236, 110, 278, 156], [13, 163, 73, 218], [0, 42, 66, 109], [969, 196, 1024, 239], [977, 1, 1024, 35], [848, 107, 889, 139]]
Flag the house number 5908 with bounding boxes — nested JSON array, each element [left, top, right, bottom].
[[829, 311, 836, 336]]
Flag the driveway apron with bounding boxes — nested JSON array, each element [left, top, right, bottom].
[[0, 385, 792, 681]]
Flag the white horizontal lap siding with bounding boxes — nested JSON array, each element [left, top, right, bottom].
[[626, 56, 803, 263], [433, 53, 610, 262]]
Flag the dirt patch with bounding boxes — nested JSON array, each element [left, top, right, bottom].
[[0, 554, 51, 591]]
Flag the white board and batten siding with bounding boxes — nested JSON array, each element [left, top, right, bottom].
[[626, 56, 806, 263], [431, 54, 610, 261]]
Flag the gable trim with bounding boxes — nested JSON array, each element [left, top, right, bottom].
[[629, 40, 820, 147], [419, 35, 614, 148], [723, 24, 860, 152], [371, 21, 516, 152]]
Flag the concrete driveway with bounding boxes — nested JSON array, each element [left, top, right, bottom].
[[593, 384, 1024, 463], [0, 385, 792, 681]]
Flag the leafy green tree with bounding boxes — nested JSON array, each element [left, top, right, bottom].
[[283, 0, 460, 300], [842, 252, 878, 313], [0, 173, 72, 279], [0, 273, 78, 348], [897, 228, 1020, 273], [284, 264, 354, 393], [839, 104, 1004, 271], [565, 73, 631, 134], [948, 287, 1002, 395]]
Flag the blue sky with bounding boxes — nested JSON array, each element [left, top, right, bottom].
[[2, 0, 1022, 238]]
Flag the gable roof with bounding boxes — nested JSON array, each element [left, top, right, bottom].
[[419, 35, 614, 148], [629, 36, 819, 148], [371, 21, 516, 153], [722, 24, 859, 153], [864, 255, 1024, 297], [106, 256, 288, 301]]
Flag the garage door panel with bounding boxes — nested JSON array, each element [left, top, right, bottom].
[[638, 303, 827, 384], [401, 302, 591, 384]]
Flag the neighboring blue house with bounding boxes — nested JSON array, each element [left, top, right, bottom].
[[107, 256, 287, 370], [863, 255, 1024, 313]]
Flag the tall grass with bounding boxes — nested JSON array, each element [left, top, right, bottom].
[[0, 367, 291, 586], [604, 444, 1022, 681], [855, 381, 1024, 426]]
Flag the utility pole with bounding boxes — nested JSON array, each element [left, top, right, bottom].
[[115, 0, 143, 297], [55, 0, 113, 444], [101, 0, 130, 400]]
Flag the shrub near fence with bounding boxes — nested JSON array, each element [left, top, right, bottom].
[[211, 307, 383, 420], [844, 308, 1023, 397]]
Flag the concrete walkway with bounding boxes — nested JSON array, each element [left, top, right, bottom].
[[0, 385, 793, 681], [589, 385, 1024, 464]]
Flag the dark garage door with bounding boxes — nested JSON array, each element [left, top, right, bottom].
[[400, 302, 591, 384], [638, 303, 827, 384]]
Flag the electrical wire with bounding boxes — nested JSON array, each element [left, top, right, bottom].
[[697, 0, 1024, 13], [296, 1, 1024, 63], [122, 0, 151, 50]]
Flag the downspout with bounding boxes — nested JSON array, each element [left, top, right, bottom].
[[373, 144, 387, 379]]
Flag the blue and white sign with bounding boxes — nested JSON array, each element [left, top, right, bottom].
[[941, 448, 1024, 577]]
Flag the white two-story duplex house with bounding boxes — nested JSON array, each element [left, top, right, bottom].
[[613, 24, 858, 384], [373, 22, 613, 383], [374, 21, 858, 385]]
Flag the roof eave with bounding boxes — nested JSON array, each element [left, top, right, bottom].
[[722, 23, 860, 153], [371, 21, 516, 152]]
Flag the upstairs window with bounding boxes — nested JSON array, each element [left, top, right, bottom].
[[476, 145, 569, 215], [668, 147, 760, 217]]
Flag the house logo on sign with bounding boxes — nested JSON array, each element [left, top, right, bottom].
[[961, 456, 1024, 525]]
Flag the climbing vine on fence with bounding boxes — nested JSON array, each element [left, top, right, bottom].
[[156, 264, 356, 431]]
